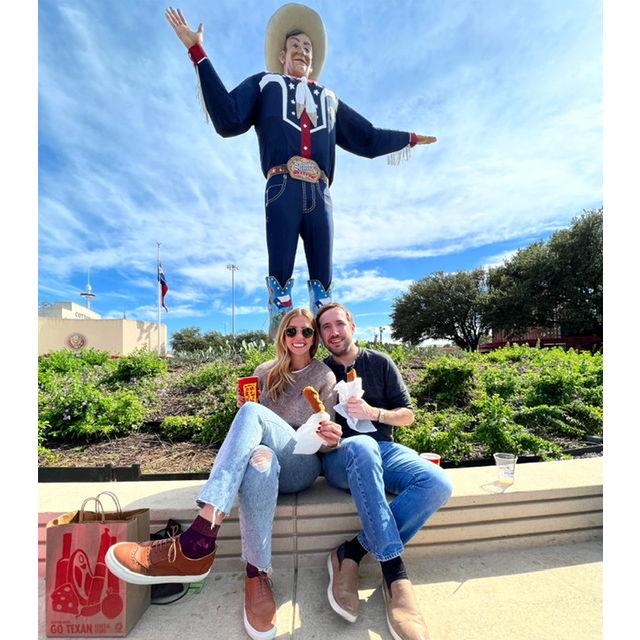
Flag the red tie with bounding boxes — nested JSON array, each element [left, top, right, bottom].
[[300, 110, 312, 158]]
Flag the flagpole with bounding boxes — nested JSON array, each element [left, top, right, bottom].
[[157, 242, 161, 356]]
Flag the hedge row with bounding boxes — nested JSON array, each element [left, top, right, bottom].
[[38, 343, 602, 462]]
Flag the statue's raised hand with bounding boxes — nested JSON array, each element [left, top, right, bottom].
[[165, 7, 203, 49]]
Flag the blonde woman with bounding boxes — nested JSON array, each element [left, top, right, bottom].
[[107, 308, 341, 640]]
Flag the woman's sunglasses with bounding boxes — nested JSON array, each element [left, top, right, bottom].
[[285, 326, 315, 338]]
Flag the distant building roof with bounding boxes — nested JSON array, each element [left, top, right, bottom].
[[38, 301, 102, 320]]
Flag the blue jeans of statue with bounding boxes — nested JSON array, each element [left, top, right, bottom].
[[264, 173, 333, 291], [322, 436, 454, 561], [196, 402, 321, 571]]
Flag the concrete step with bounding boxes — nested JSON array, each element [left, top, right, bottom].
[[38, 457, 602, 575]]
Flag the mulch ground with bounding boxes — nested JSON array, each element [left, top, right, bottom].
[[41, 433, 218, 474]]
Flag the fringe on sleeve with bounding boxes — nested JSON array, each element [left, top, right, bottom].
[[387, 145, 412, 166]]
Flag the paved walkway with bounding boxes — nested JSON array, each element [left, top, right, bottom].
[[38, 539, 602, 639]]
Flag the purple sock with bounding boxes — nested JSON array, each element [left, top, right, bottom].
[[246, 563, 261, 578], [180, 516, 219, 560]]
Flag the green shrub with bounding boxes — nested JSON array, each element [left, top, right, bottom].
[[562, 400, 603, 436], [195, 405, 237, 446], [396, 408, 474, 463], [39, 348, 112, 375], [93, 390, 147, 435], [38, 419, 59, 463], [477, 366, 519, 401], [236, 346, 276, 378], [514, 404, 585, 438], [39, 376, 105, 439], [108, 349, 167, 383], [180, 360, 237, 392], [525, 367, 580, 406], [161, 415, 205, 441], [39, 377, 146, 441], [414, 356, 476, 407], [471, 394, 518, 452], [472, 394, 563, 459]]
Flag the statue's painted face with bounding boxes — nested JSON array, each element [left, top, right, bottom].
[[279, 32, 313, 78]]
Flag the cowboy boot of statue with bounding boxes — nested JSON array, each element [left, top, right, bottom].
[[266, 276, 294, 339], [307, 279, 332, 314]]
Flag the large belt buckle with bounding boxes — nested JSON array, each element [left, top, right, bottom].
[[287, 156, 321, 183]]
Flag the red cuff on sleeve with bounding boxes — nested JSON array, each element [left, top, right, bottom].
[[409, 132, 418, 147], [188, 43, 208, 64]]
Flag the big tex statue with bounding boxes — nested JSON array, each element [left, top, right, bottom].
[[166, 3, 437, 336]]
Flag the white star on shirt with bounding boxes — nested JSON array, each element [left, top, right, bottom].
[[313, 89, 320, 95], [289, 83, 295, 90]]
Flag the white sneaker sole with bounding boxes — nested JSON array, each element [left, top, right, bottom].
[[242, 607, 277, 640], [105, 544, 211, 585], [326, 552, 357, 623]]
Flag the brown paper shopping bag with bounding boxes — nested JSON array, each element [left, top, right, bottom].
[[45, 492, 150, 637]]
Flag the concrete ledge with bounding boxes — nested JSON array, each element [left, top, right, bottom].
[[38, 458, 602, 575]]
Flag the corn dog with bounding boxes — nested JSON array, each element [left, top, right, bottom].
[[303, 386, 325, 413], [346, 368, 357, 382]]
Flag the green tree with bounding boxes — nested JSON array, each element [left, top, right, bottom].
[[485, 242, 556, 338], [547, 209, 602, 336], [487, 209, 602, 338], [235, 330, 269, 344], [170, 327, 209, 352], [391, 269, 491, 350]]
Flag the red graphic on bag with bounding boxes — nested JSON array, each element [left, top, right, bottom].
[[51, 528, 123, 619]]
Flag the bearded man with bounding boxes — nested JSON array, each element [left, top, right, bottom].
[[317, 302, 453, 640]]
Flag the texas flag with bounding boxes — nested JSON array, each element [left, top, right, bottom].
[[158, 263, 169, 311]]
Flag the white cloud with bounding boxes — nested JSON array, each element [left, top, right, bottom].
[[333, 269, 414, 304], [482, 249, 519, 270]]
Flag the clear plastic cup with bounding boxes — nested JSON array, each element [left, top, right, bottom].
[[493, 452, 517, 485]]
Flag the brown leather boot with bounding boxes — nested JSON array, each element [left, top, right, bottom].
[[381, 578, 430, 640], [105, 536, 215, 585], [327, 546, 360, 622], [243, 573, 277, 640]]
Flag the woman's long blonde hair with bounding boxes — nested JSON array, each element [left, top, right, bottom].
[[266, 307, 319, 401]]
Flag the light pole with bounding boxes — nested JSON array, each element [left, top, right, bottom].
[[378, 326, 385, 343], [226, 264, 239, 338]]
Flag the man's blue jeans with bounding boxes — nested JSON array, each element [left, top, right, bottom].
[[196, 402, 321, 571], [322, 436, 453, 561]]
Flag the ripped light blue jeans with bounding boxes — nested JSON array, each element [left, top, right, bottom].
[[196, 402, 321, 571]]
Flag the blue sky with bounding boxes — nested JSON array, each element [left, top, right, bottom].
[[38, 0, 603, 342]]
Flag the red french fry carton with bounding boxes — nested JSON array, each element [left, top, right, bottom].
[[237, 376, 260, 402]]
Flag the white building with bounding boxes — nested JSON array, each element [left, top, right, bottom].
[[38, 302, 167, 355], [38, 301, 102, 320]]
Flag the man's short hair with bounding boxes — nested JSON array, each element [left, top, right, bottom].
[[316, 302, 354, 326], [282, 28, 307, 52]]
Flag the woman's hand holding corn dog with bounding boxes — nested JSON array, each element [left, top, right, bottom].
[[303, 386, 342, 448], [316, 419, 342, 447]]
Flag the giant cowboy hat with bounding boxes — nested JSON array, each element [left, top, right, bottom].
[[264, 3, 327, 80]]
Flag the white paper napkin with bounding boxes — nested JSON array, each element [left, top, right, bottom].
[[293, 411, 329, 454], [333, 378, 377, 433]]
